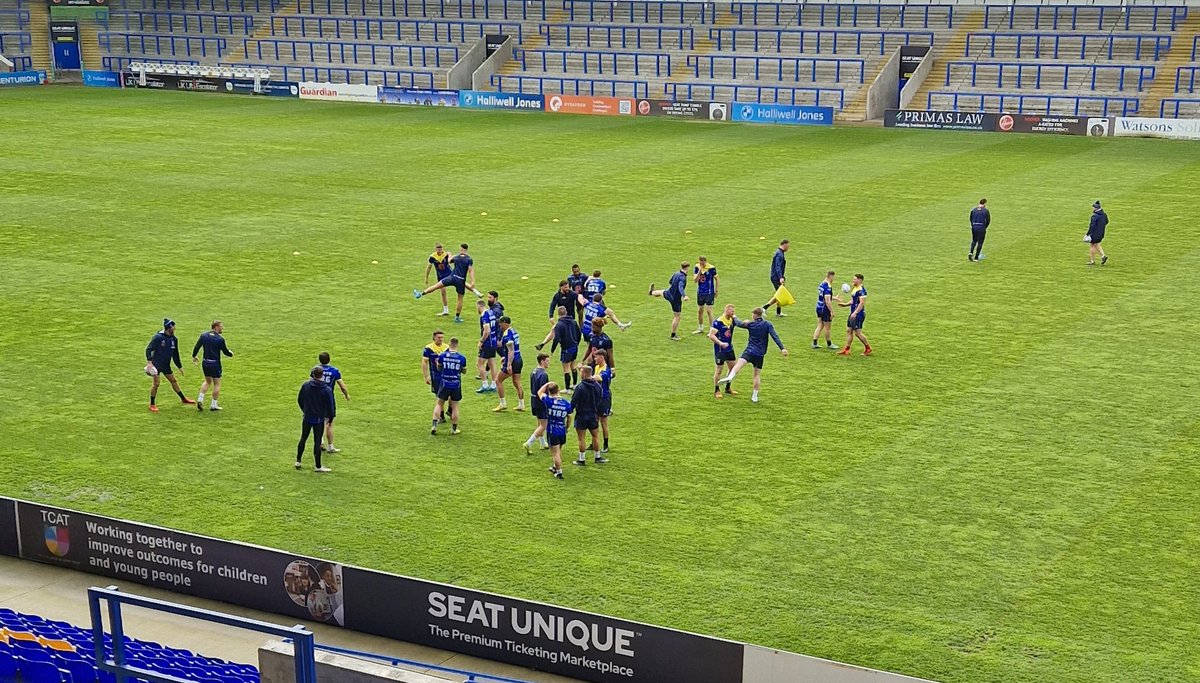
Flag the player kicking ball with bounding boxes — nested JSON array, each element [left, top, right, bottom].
[[718, 307, 788, 403]]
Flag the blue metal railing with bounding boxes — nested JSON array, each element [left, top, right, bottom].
[[0, 31, 31, 54], [965, 32, 1172, 61], [929, 91, 1140, 117], [1160, 98, 1200, 117], [664, 81, 844, 108], [946, 61, 1156, 92], [492, 74, 649, 97], [1192, 35, 1200, 60], [708, 27, 933, 55], [271, 16, 523, 42], [106, 11, 257, 35], [292, 0, 547, 20], [983, 4, 1187, 31], [0, 9, 31, 29], [562, 0, 715, 25], [88, 586, 315, 683], [688, 54, 864, 83], [541, 23, 694, 50], [1177, 66, 1200, 93], [98, 33, 227, 58], [729, 3, 953, 29], [143, 0, 276, 12], [516, 48, 671, 77], [245, 38, 458, 67], [309, 642, 531, 683]]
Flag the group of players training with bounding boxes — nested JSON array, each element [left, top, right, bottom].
[[412, 239, 872, 480]]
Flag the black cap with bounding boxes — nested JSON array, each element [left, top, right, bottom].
[[1093, 201, 1102, 209], [163, 318, 176, 328]]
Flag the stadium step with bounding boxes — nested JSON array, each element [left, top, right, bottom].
[[219, 2, 297, 67], [666, 11, 736, 80], [1139, 11, 1200, 117], [27, 1, 51, 74], [79, 18, 103, 71], [908, 7, 986, 111]]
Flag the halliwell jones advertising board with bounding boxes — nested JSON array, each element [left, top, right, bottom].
[[731, 102, 833, 126], [545, 94, 634, 116], [635, 99, 728, 121], [884, 109, 998, 132], [1, 498, 742, 683], [458, 90, 544, 110]]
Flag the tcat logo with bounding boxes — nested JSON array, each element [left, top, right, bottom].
[[42, 510, 71, 557]]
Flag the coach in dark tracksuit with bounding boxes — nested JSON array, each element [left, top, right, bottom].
[[548, 280, 577, 324], [297, 366, 335, 472], [769, 239, 789, 317], [969, 198, 990, 262], [1086, 200, 1109, 266]]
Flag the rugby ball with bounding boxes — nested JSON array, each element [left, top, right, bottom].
[[841, 283, 852, 293], [145, 363, 159, 377]]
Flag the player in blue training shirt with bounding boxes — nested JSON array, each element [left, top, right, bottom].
[[414, 243, 482, 323], [475, 299, 499, 393], [524, 353, 552, 454], [191, 320, 234, 411], [588, 348, 615, 454], [318, 352, 351, 453], [706, 304, 738, 399], [493, 316, 526, 412], [648, 260, 690, 340], [583, 269, 607, 298], [576, 292, 632, 337], [145, 318, 195, 412], [433, 338, 467, 436], [837, 273, 872, 356], [584, 317, 615, 369], [423, 242, 452, 316], [567, 264, 589, 324], [537, 381, 573, 479], [692, 255, 719, 335], [718, 307, 789, 403], [421, 330, 449, 429], [811, 271, 842, 350], [569, 366, 606, 465]]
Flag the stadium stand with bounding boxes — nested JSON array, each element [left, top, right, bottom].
[[0, 6, 33, 72], [0, 607, 260, 683], [84, 0, 1200, 118]]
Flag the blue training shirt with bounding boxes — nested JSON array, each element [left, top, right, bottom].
[[711, 317, 735, 354], [736, 318, 784, 357], [582, 301, 607, 336], [816, 281, 833, 313], [501, 328, 521, 362], [437, 351, 467, 389], [451, 253, 472, 279], [479, 310, 498, 348], [584, 277, 606, 297], [695, 265, 717, 296], [666, 271, 687, 301], [849, 286, 867, 317], [542, 396, 572, 437], [192, 332, 232, 363]]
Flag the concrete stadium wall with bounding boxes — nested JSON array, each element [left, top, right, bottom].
[[448, 38, 486, 91], [900, 49, 936, 111], [865, 48, 900, 121], [472, 37, 513, 91]]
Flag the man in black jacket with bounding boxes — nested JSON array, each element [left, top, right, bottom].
[[969, 198, 990, 262], [537, 305, 582, 390], [569, 367, 606, 466], [297, 366, 334, 472], [1086, 200, 1109, 266]]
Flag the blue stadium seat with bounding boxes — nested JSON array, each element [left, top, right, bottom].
[[58, 657, 99, 683], [17, 657, 66, 683], [0, 647, 19, 681]]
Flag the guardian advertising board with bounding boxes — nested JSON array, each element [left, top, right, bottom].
[[2, 497, 744, 683], [458, 90, 544, 110], [732, 102, 833, 126], [298, 82, 380, 103]]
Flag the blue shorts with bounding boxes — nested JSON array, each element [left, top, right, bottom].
[[697, 292, 715, 307], [741, 352, 764, 370], [575, 415, 598, 431], [430, 377, 442, 395], [154, 363, 174, 376], [560, 347, 578, 364], [548, 432, 567, 447], [665, 296, 682, 313], [479, 346, 497, 360], [532, 398, 548, 419], [599, 395, 611, 417], [437, 385, 462, 402], [816, 308, 831, 323], [502, 357, 523, 376], [848, 313, 865, 331], [440, 274, 466, 295], [201, 360, 222, 378], [714, 348, 736, 364]]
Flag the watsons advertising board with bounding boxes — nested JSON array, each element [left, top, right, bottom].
[[0, 497, 743, 683], [884, 109, 998, 132], [1113, 117, 1200, 140], [459, 90, 544, 110], [0, 71, 47, 87], [732, 102, 833, 126], [298, 82, 379, 103]]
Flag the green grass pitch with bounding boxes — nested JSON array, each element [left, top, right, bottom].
[[2, 88, 1199, 683]]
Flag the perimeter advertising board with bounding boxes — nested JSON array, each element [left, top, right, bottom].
[[122, 72, 228, 92], [3, 497, 743, 683], [379, 87, 460, 106], [995, 113, 1089, 135], [227, 79, 299, 97], [635, 99, 728, 121], [732, 102, 833, 126], [458, 90, 543, 110], [544, 94, 634, 116], [884, 109, 998, 132], [1113, 116, 1200, 140], [83, 70, 120, 87], [298, 82, 379, 103], [0, 71, 47, 86]]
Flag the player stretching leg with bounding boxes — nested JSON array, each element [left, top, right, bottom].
[[719, 308, 789, 403]]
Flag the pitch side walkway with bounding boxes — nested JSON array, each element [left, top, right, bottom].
[[0, 556, 580, 683]]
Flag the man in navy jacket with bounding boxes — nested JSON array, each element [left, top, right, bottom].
[[297, 366, 335, 472]]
